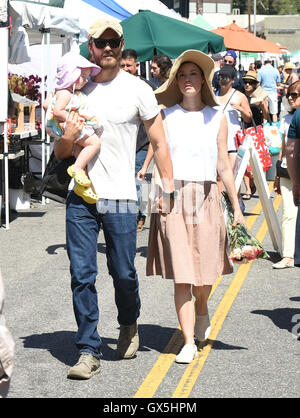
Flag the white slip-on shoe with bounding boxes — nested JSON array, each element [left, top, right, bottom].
[[194, 302, 211, 341], [175, 344, 198, 364], [272, 260, 294, 269]]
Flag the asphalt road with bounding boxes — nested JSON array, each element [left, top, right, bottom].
[[0, 185, 299, 400]]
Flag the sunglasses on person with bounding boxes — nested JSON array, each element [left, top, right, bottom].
[[244, 80, 256, 85], [286, 92, 300, 100], [224, 59, 234, 65], [92, 37, 123, 49], [217, 74, 231, 82]]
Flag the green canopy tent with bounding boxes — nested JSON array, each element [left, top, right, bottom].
[[192, 14, 214, 31], [121, 10, 225, 61], [80, 9, 225, 61]]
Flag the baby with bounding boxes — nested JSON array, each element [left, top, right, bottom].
[[46, 52, 102, 204]]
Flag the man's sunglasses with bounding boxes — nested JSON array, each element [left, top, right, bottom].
[[286, 92, 300, 100], [244, 80, 256, 85], [224, 59, 234, 65], [92, 37, 123, 49]]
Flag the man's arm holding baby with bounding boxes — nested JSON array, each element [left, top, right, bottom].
[[54, 111, 84, 160]]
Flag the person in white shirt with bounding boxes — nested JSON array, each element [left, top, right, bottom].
[[54, 18, 175, 380], [273, 81, 300, 269], [140, 50, 245, 364]]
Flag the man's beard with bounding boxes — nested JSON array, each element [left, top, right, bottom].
[[96, 49, 122, 69]]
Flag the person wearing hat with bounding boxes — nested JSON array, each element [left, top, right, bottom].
[[212, 50, 244, 94], [54, 18, 175, 379], [46, 52, 102, 204], [286, 82, 300, 269], [145, 50, 245, 364], [240, 70, 269, 200], [283, 62, 299, 96], [274, 80, 300, 269], [242, 70, 269, 127], [215, 65, 252, 167]]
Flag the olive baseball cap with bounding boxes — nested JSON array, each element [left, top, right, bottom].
[[88, 18, 123, 39]]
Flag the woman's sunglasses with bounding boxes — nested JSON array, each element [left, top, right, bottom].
[[286, 92, 300, 100], [92, 37, 123, 49], [244, 80, 256, 85]]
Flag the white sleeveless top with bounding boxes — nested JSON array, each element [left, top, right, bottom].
[[163, 104, 223, 182]]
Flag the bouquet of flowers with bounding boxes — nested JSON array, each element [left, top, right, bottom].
[[223, 191, 269, 264]]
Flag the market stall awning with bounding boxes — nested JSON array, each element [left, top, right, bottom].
[[120, 10, 225, 62], [211, 23, 284, 54], [9, 0, 80, 64]]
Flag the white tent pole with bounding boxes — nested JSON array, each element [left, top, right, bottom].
[[146, 61, 150, 80], [0, 25, 9, 228], [45, 30, 51, 204], [41, 29, 46, 205]]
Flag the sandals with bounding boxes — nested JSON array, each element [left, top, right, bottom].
[[74, 184, 98, 204], [67, 165, 91, 187], [242, 193, 252, 200]]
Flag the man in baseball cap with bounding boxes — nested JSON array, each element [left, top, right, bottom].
[[88, 17, 123, 39], [55, 17, 175, 380]]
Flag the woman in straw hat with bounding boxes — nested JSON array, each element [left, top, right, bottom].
[[240, 70, 269, 200], [144, 50, 245, 364], [283, 62, 299, 96]]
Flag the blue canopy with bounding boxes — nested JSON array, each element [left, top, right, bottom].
[[82, 0, 131, 20]]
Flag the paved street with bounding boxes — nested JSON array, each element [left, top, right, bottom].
[[0, 186, 299, 400]]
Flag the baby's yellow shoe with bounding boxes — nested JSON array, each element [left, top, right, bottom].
[[74, 184, 98, 204], [67, 165, 91, 187]]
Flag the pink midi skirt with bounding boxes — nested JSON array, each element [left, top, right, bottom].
[[146, 181, 233, 286]]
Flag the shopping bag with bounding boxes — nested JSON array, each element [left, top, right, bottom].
[[38, 151, 75, 203], [235, 121, 272, 177], [262, 122, 282, 155]]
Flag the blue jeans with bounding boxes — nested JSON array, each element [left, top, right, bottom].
[[66, 191, 140, 358]]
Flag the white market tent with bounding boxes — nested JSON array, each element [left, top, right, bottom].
[[2, 0, 188, 228], [63, 0, 185, 44], [2, 0, 80, 228]]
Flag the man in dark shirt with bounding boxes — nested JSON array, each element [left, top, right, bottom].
[[212, 50, 244, 93], [120, 49, 156, 231]]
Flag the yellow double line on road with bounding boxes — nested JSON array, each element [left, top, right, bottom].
[[134, 184, 281, 398]]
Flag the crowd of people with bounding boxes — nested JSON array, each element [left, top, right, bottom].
[[1, 16, 300, 390]]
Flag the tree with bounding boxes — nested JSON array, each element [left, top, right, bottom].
[[232, 0, 300, 15]]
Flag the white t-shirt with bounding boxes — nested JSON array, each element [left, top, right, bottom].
[[83, 70, 159, 201], [163, 104, 222, 182], [279, 113, 293, 143], [279, 113, 293, 168]]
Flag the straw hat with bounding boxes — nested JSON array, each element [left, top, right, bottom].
[[242, 71, 258, 82], [155, 50, 218, 107], [283, 62, 295, 70]]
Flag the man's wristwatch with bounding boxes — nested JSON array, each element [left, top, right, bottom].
[[162, 190, 178, 200]]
